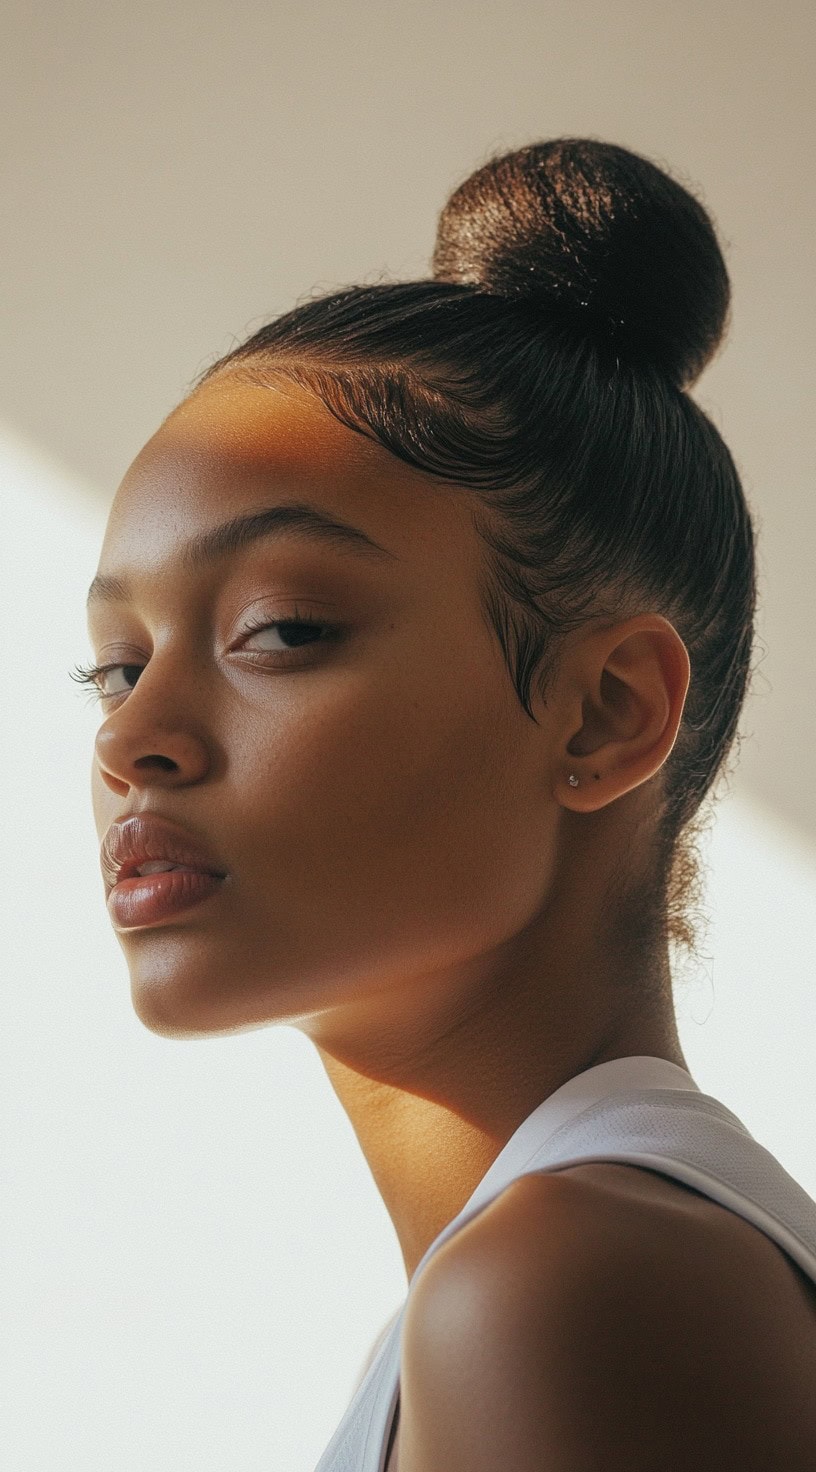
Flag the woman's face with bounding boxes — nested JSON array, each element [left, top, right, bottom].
[[89, 375, 561, 1049]]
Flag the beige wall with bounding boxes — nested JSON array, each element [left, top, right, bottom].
[[2, 0, 814, 838]]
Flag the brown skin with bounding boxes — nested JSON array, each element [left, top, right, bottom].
[[89, 373, 692, 1284], [397, 1166, 816, 1470]]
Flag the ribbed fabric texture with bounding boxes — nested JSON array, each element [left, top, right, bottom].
[[314, 1055, 816, 1472]]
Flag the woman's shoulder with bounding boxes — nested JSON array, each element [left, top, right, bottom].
[[399, 1163, 816, 1470], [420, 1159, 816, 1315]]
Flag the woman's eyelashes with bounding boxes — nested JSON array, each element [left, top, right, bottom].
[[69, 609, 343, 703]]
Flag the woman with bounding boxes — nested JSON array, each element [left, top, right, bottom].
[[75, 138, 816, 1469]]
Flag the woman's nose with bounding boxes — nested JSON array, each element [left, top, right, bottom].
[[93, 665, 214, 792]]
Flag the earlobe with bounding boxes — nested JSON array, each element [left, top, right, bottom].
[[557, 767, 611, 812], [566, 772, 602, 788]]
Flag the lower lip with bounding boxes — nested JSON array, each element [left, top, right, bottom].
[[107, 870, 226, 929]]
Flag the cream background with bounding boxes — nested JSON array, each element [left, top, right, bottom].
[[1, 4, 814, 1468]]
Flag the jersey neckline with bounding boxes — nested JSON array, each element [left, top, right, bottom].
[[408, 1053, 700, 1286]]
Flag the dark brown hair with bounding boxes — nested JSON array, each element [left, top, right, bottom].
[[189, 138, 757, 957]]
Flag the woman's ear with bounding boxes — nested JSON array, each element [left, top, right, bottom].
[[554, 614, 690, 812]]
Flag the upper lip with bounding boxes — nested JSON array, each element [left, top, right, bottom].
[[101, 814, 228, 891]]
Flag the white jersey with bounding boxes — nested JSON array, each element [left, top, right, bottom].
[[315, 1054, 816, 1472]]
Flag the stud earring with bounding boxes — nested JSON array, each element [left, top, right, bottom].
[[568, 773, 579, 787]]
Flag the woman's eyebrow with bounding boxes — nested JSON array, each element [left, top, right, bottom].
[[86, 500, 398, 609]]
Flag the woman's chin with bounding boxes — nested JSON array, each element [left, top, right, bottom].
[[130, 985, 220, 1039], [127, 971, 233, 1039]]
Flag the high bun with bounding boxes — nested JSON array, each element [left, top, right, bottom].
[[191, 137, 757, 961], [432, 138, 730, 389]]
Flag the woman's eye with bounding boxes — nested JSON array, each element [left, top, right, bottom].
[[242, 617, 329, 651], [68, 614, 337, 703], [68, 662, 143, 702]]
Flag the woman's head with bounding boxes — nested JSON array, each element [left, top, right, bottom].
[[85, 138, 756, 1052]]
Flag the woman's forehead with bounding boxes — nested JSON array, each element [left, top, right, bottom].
[[95, 374, 481, 599]]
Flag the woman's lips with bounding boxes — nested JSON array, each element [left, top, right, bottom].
[[100, 812, 228, 892], [107, 867, 226, 929]]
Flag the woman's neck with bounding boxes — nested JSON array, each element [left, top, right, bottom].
[[308, 940, 684, 1282]]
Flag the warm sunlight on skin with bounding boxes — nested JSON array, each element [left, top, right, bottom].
[[88, 373, 691, 1279]]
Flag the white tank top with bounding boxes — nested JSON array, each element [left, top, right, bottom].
[[314, 1054, 816, 1472]]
